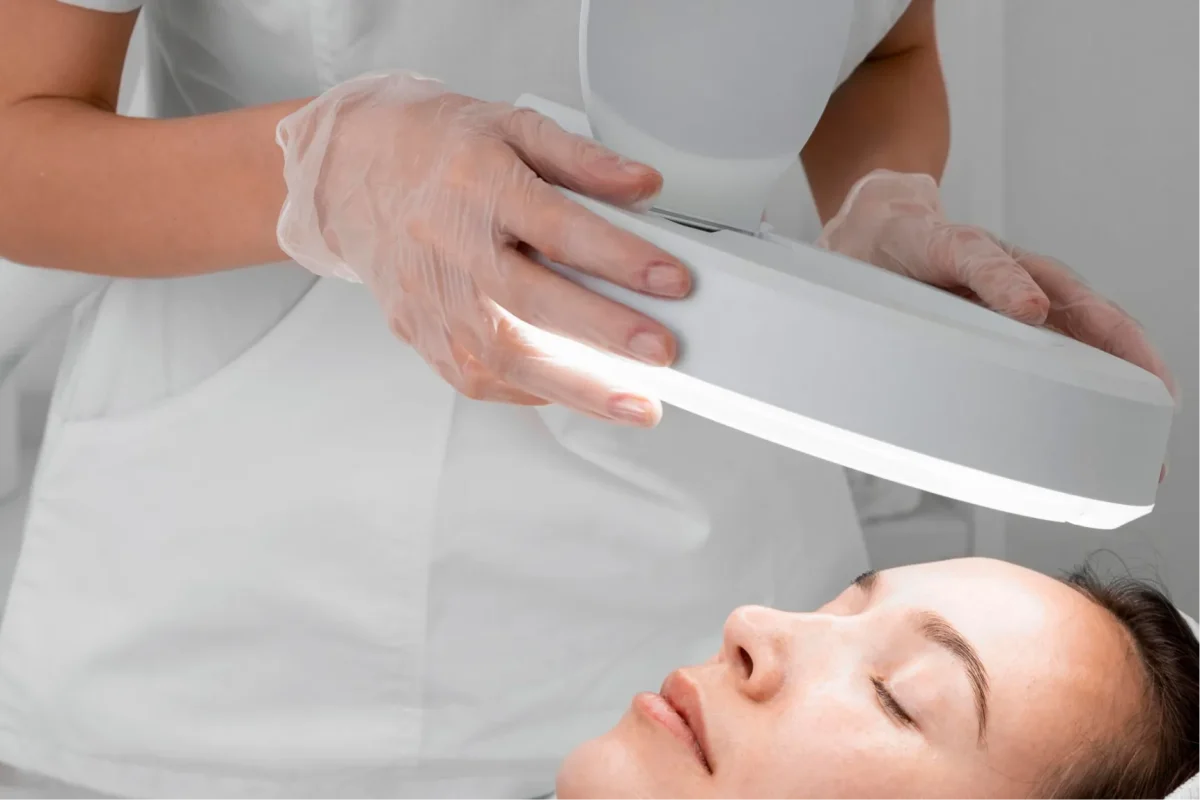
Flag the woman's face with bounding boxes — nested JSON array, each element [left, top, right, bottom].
[[557, 557, 1143, 798]]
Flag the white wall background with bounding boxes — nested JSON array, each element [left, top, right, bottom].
[[1000, 0, 1199, 616]]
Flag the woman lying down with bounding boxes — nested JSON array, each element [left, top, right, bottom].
[[557, 557, 1198, 799], [0, 556, 1190, 798]]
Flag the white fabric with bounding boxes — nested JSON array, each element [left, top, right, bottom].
[[1166, 613, 1199, 799], [3, 2, 904, 797], [847, 471, 923, 521], [1170, 777, 1200, 800]]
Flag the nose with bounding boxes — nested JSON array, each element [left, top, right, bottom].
[[721, 605, 789, 702]]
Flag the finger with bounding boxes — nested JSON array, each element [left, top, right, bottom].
[[1015, 252, 1180, 401], [473, 245, 677, 367], [925, 224, 1050, 324], [457, 298, 662, 427], [381, 293, 548, 406], [439, 342, 549, 406], [507, 348, 664, 428], [496, 107, 662, 209], [500, 174, 691, 298]]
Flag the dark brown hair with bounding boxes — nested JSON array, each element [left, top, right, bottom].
[[1040, 563, 1198, 799]]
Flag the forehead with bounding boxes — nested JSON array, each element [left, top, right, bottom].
[[881, 560, 1143, 767], [880, 559, 1129, 664]]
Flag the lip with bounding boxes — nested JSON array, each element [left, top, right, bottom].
[[660, 670, 714, 773], [632, 690, 713, 774]]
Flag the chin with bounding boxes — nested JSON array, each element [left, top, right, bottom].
[[555, 730, 642, 799]]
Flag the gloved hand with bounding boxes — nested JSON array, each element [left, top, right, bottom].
[[818, 169, 1178, 398], [275, 71, 691, 427]]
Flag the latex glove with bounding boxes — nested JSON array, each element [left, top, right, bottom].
[[818, 169, 1178, 399], [276, 72, 691, 426]]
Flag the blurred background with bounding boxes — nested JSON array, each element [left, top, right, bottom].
[[1, 0, 1197, 615], [991, 1, 1196, 617]]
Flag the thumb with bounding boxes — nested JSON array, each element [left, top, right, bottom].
[[497, 108, 661, 209]]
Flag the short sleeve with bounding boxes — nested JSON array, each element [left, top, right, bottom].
[[58, 0, 144, 11], [836, 0, 912, 85]]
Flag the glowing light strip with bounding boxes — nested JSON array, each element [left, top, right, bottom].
[[515, 316, 1150, 531]]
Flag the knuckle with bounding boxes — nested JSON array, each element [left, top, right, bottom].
[[523, 191, 577, 260], [934, 222, 983, 250], [387, 314, 411, 342], [457, 372, 491, 401], [572, 138, 606, 164], [489, 270, 536, 324], [503, 106, 556, 141], [1105, 315, 1140, 349], [928, 223, 989, 267], [402, 213, 439, 249], [442, 364, 483, 400], [439, 140, 488, 191], [479, 319, 528, 381], [459, 248, 510, 305], [499, 170, 545, 223]]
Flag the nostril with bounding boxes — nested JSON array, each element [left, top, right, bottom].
[[737, 646, 753, 679]]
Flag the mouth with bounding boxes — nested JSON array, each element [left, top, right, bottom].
[[632, 670, 713, 773]]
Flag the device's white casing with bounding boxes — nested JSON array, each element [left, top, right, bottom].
[[509, 1, 1174, 529], [515, 92, 1173, 530]]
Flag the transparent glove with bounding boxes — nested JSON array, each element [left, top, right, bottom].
[[276, 71, 691, 426], [819, 169, 1177, 392], [819, 169, 1177, 480]]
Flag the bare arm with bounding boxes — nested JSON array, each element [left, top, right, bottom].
[[0, 0, 308, 277], [800, 0, 950, 224]]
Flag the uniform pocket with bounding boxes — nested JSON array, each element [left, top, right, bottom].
[[51, 267, 322, 435]]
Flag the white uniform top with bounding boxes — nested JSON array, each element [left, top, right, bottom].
[[4, 2, 907, 797]]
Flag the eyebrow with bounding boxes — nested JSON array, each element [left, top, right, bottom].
[[853, 570, 991, 745]]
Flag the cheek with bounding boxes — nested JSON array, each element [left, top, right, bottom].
[[714, 689, 924, 798]]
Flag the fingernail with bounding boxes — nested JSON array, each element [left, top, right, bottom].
[[629, 190, 660, 213], [620, 159, 654, 177], [646, 262, 689, 296], [628, 331, 671, 365], [610, 395, 654, 425]]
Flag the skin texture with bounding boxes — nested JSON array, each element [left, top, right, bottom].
[[557, 558, 1146, 799]]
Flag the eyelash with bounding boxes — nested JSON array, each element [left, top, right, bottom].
[[872, 677, 918, 729]]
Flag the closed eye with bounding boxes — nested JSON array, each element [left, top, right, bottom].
[[872, 677, 918, 730]]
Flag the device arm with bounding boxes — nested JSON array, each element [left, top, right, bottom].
[[800, 0, 949, 225]]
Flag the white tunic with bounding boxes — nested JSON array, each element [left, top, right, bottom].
[[2, 2, 907, 796]]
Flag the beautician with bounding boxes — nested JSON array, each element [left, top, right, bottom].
[[0, 0, 1173, 796]]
